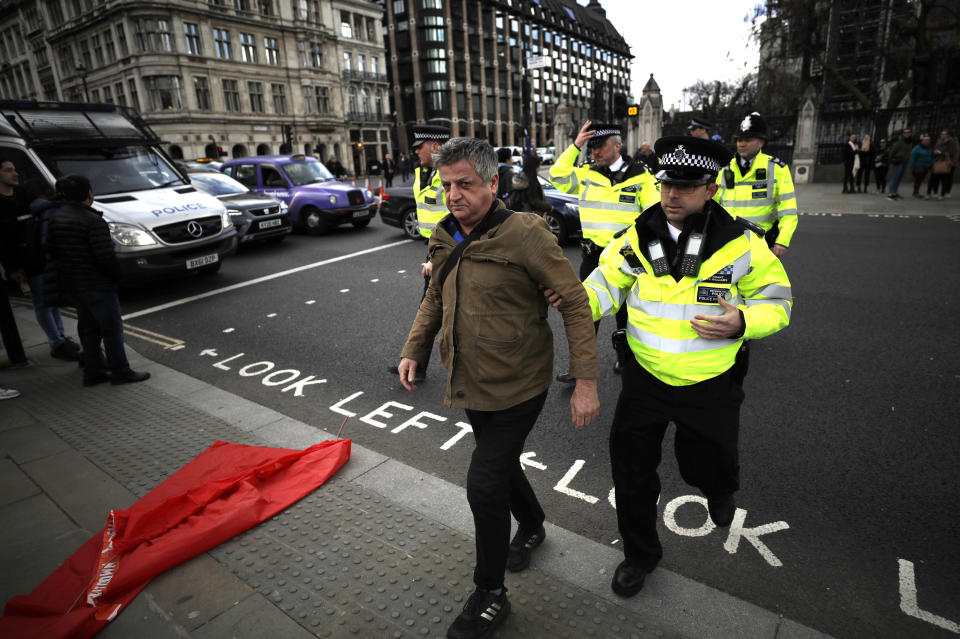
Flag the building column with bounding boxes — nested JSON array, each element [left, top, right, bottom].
[[405, 0, 424, 122], [477, 3, 489, 141], [461, 0, 475, 138], [443, 0, 458, 135], [386, 0, 406, 148]]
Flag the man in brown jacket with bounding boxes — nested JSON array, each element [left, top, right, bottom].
[[397, 137, 599, 639]]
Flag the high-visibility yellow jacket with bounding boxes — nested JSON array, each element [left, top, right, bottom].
[[714, 151, 798, 247], [584, 202, 792, 386], [414, 166, 446, 238], [549, 143, 658, 247]]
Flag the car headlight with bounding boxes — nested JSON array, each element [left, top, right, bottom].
[[108, 222, 157, 246], [278, 200, 288, 213], [328, 194, 338, 205], [221, 210, 233, 227]]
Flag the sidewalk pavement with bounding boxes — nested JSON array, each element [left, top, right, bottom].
[[0, 304, 833, 639]]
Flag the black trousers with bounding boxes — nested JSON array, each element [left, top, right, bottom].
[[580, 246, 627, 350], [875, 167, 888, 192], [842, 163, 856, 192], [464, 390, 548, 590], [610, 355, 744, 571]]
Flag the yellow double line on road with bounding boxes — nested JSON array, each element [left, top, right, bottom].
[[12, 299, 184, 350]]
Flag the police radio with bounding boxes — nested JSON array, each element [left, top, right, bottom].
[[646, 240, 669, 277], [678, 233, 706, 277], [723, 168, 735, 189]]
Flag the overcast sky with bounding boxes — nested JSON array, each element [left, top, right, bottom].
[[591, 0, 763, 111]]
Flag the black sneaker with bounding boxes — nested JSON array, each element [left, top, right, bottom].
[[506, 525, 545, 572], [110, 370, 151, 385], [447, 588, 510, 639], [50, 341, 81, 361], [707, 494, 736, 527]]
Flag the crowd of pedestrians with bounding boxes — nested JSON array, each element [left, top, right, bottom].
[[883, 127, 957, 200]]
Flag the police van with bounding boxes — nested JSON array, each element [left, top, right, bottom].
[[0, 100, 236, 283]]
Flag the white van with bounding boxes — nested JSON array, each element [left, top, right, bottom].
[[0, 100, 236, 283]]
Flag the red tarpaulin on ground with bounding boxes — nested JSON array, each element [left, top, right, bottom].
[[0, 438, 351, 639]]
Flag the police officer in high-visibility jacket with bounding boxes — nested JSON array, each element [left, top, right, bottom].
[[715, 112, 798, 258], [387, 124, 450, 383], [550, 120, 658, 379], [582, 136, 792, 598]]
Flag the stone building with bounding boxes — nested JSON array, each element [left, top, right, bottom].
[[0, 0, 390, 175], [382, 0, 632, 151]]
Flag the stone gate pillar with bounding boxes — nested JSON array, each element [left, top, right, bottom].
[[793, 90, 818, 184]]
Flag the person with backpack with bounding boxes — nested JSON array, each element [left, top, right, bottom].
[[0, 158, 79, 361], [505, 155, 551, 215]]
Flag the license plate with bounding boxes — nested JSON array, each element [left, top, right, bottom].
[[353, 210, 366, 219], [186, 253, 218, 269], [259, 218, 283, 229]]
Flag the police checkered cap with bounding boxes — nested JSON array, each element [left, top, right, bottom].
[[687, 118, 712, 132], [591, 123, 622, 138], [653, 135, 733, 182], [410, 125, 451, 148]]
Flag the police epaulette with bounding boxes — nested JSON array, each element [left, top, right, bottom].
[[771, 157, 787, 167], [613, 226, 630, 239], [736, 217, 766, 237]]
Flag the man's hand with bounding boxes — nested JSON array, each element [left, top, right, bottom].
[[421, 261, 433, 277], [570, 378, 600, 430], [691, 295, 743, 340], [397, 357, 421, 391], [539, 285, 562, 308], [772, 244, 788, 258], [574, 120, 596, 149]]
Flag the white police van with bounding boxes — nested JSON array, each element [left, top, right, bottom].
[[0, 100, 236, 283]]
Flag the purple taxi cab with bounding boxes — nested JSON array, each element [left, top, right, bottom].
[[220, 154, 377, 235]]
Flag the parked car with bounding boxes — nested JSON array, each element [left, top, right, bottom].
[[378, 186, 420, 240], [220, 154, 378, 235], [187, 169, 291, 245], [379, 179, 581, 245], [180, 158, 223, 171], [539, 176, 581, 244], [536, 146, 556, 164]]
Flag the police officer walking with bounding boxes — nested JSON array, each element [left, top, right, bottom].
[[715, 112, 798, 258], [387, 124, 450, 383], [581, 136, 792, 597], [550, 120, 658, 379]]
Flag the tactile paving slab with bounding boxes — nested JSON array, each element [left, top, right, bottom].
[[13, 373, 680, 638]]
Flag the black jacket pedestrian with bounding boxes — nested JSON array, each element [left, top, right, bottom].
[[0, 185, 32, 276], [46, 201, 120, 298]]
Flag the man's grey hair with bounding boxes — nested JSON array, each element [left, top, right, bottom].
[[435, 137, 497, 182]]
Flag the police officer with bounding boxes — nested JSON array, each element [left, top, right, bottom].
[[550, 120, 658, 379], [581, 136, 792, 597], [687, 118, 712, 139], [387, 124, 450, 383], [715, 112, 798, 258]]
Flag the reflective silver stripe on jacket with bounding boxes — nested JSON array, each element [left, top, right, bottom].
[[629, 293, 745, 322], [724, 198, 775, 208], [579, 199, 641, 213], [777, 207, 798, 217], [627, 322, 737, 354], [551, 172, 579, 193], [745, 297, 792, 318], [779, 190, 796, 201], [581, 220, 635, 232], [418, 221, 436, 230], [585, 268, 624, 316]]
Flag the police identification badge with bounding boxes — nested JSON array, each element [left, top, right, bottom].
[[756, 168, 767, 180], [696, 286, 729, 304], [752, 190, 768, 199], [425, 196, 437, 205], [703, 265, 733, 284], [621, 185, 638, 193], [619, 194, 636, 203]]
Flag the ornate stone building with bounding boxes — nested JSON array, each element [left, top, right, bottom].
[[0, 0, 390, 175]]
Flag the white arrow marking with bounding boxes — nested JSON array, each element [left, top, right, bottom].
[[200, 349, 218, 357], [898, 558, 960, 633], [519, 452, 547, 471]]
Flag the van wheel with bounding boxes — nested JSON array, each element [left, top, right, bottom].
[[546, 211, 568, 245], [301, 206, 327, 235]]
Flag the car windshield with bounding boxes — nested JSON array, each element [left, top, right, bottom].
[[36, 146, 185, 195], [189, 172, 248, 196], [281, 160, 335, 186]]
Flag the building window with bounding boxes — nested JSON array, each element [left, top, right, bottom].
[[80, 39, 92, 69], [145, 75, 183, 110], [90, 88, 100, 103], [103, 28, 116, 62], [213, 28, 231, 59], [354, 14, 364, 40], [347, 85, 357, 114], [340, 12, 352, 38], [45, 0, 64, 24], [375, 91, 383, 117], [128, 78, 140, 111], [360, 87, 369, 114], [234, 0, 251, 10], [194, 76, 211, 110], [248, 81, 264, 112], [297, 40, 308, 67], [240, 32, 257, 63], [92, 35, 104, 67], [222, 79, 241, 111], [135, 18, 173, 53], [57, 45, 74, 78], [370, 56, 378, 77], [102, 85, 113, 103], [303, 86, 315, 114], [343, 51, 351, 72], [310, 42, 323, 67], [184, 23, 201, 55], [115, 81, 126, 106], [357, 54, 365, 75], [264, 37, 280, 65], [317, 85, 330, 113], [260, 0, 273, 16], [271, 83, 287, 114]]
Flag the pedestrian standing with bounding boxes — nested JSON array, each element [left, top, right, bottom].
[[842, 133, 858, 193], [398, 152, 410, 183], [886, 127, 913, 199], [856, 135, 873, 192], [636, 140, 659, 172], [909, 134, 933, 199], [687, 118, 712, 140], [929, 129, 957, 200], [874, 139, 889, 193], [580, 136, 791, 597], [383, 153, 395, 187], [549, 120, 658, 379], [396, 137, 600, 639], [45, 175, 150, 386]]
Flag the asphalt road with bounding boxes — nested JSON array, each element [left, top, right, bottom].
[[116, 208, 960, 639]]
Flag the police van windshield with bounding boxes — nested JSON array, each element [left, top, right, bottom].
[[36, 146, 185, 195], [281, 160, 335, 186]]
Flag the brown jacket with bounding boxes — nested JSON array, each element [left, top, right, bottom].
[[401, 202, 599, 410]]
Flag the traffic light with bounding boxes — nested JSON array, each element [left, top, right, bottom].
[[613, 93, 628, 118], [627, 104, 639, 117], [217, 146, 224, 156], [283, 124, 293, 144]]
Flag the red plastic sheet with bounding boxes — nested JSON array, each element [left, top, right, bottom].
[[0, 438, 351, 639]]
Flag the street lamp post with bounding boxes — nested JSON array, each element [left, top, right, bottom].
[[75, 62, 89, 102]]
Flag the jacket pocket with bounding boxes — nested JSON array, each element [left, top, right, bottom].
[[476, 332, 524, 384]]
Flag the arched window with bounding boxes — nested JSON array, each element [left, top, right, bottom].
[[256, 143, 271, 155], [232, 144, 248, 158], [168, 144, 184, 159]]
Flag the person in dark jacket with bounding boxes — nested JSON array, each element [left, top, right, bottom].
[[326, 155, 348, 179], [46, 174, 150, 386], [874, 138, 889, 193], [856, 135, 873, 192], [383, 153, 396, 187], [496, 147, 515, 200], [505, 155, 551, 215]]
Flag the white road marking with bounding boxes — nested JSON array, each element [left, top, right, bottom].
[[305, 300, 316, 305], [122, 239, 412, 320], [553, 460, 599, 504], [663, 495, 715, 538], [899, 558, 960, 633], [371, 278, 380, 282], [267, 313, 277, 317], [339, 289, 350, 293], [222, 328, 234, 333], [723, 508, 789, 567], [519, 452, 547, 471], [199, 349, 218, 357]]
